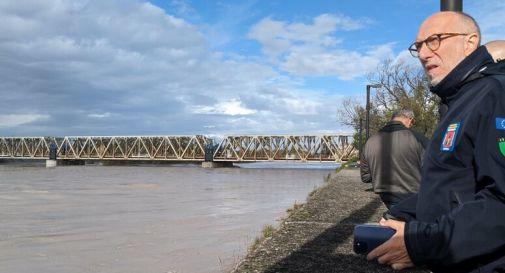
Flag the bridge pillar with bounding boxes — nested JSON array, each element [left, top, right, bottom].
[[205, 144, 215, 162], [46, 160, 57, 168], [46, 143, 58, 167], [202, 161, 233, 168]]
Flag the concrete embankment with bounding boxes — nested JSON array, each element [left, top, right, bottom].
[[231, 167, 429, 273]]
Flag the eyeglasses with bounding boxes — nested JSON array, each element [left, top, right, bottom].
[[408, 33, 469, 57]]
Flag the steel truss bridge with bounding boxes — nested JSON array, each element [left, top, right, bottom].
[[0, 135, 355, 163]]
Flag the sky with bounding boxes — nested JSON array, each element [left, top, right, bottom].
[[1, 0, 504, 137]]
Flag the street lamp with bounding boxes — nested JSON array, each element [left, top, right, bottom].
[[441, 0, 462, 11], [365, 84, 382, 141]]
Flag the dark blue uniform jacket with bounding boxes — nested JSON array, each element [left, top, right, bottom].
[[389, 46, 505, 273]]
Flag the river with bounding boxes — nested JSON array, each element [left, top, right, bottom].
[[0, 162, 335, 273]]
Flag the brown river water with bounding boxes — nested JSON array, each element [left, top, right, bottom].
[[0, 163, 334, 273]]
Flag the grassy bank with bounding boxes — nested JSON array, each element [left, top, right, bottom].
[[231, 167, 429, 273]]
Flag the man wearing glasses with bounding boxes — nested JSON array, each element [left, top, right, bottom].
[[366, 12, 505, 273]]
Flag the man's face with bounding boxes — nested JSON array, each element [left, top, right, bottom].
[[416, 13, 469, 86], [398, 117, 414, 128], [406, 117, 415, 129]]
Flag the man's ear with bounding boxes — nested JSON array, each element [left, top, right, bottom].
[[464, 33, 479, 56]]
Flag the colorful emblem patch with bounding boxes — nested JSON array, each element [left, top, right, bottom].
[[499, 138, 505, 157], [440, 122, 460, 152], [496, 118, 505, 130]]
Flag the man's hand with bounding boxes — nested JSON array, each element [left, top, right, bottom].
[[366, 219, 414, 270]]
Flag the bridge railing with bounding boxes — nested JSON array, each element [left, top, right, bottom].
[[0, 134, 356, 163], [212, 135, 355, 162], [0, 137, 56, 159], [56, 136, 210, 161]]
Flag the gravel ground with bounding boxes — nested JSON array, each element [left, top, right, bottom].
[[231, 167, 430, 273]]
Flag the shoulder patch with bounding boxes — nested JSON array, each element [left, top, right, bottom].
[[499, 138, 505, 157], [440, 122, 460, 152], [496, 118, 505, 130]]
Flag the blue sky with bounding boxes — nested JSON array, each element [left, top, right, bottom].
[[1, 0, 504, 136]]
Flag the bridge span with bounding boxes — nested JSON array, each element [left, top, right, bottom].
[[0, 135, 355, 163]]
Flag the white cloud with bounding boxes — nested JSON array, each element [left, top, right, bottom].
[[248, 14, 369, 57], [248, 14, 392, 80], [0, 114, 50, 128], [248, 14, 363, 61], [281, 45, 394, 80], [280, 97, 320, 115], [87, 112, 112, 119], [394, 50, 419, 67], [193, 99, 257, 116], [0, 1, 355, 136], [169, 0, 195, 17]]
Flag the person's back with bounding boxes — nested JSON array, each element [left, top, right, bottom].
[[360, 109, 427, 209]]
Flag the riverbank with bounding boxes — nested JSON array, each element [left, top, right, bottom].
[[231, 167, 429, 273]]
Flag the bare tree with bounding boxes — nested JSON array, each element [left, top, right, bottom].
[[338, 58, 439, 143]]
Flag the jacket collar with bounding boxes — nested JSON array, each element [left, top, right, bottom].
[[379, 121, 408, 133], [430, 46, 493, 103]]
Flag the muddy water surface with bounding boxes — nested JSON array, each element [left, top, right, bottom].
[[0, 164, 332, 273]]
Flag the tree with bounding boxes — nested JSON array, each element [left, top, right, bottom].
[[336, 97, 384, 150], [338, 58, 440, 148]]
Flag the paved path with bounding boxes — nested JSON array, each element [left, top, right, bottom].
[[231, 168, 430, 273]]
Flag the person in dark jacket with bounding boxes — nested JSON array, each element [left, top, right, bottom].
[[360, 109, 428, 209], [366, 12, 505, 273]]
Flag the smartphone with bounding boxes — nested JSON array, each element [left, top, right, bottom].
[[353, 224, 395, 255]]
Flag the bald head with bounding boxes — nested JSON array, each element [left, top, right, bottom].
[[416, 12, 481, 86], [459, 13, 481, 44], [485, 40, 505, 62]]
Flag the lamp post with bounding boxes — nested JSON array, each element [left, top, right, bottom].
[[365, 84, 382, 141], [441, 0, 462, 11], [358, 117, 363, 160]]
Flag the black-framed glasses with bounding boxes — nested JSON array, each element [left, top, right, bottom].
[[408, 33, 469, 57]]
